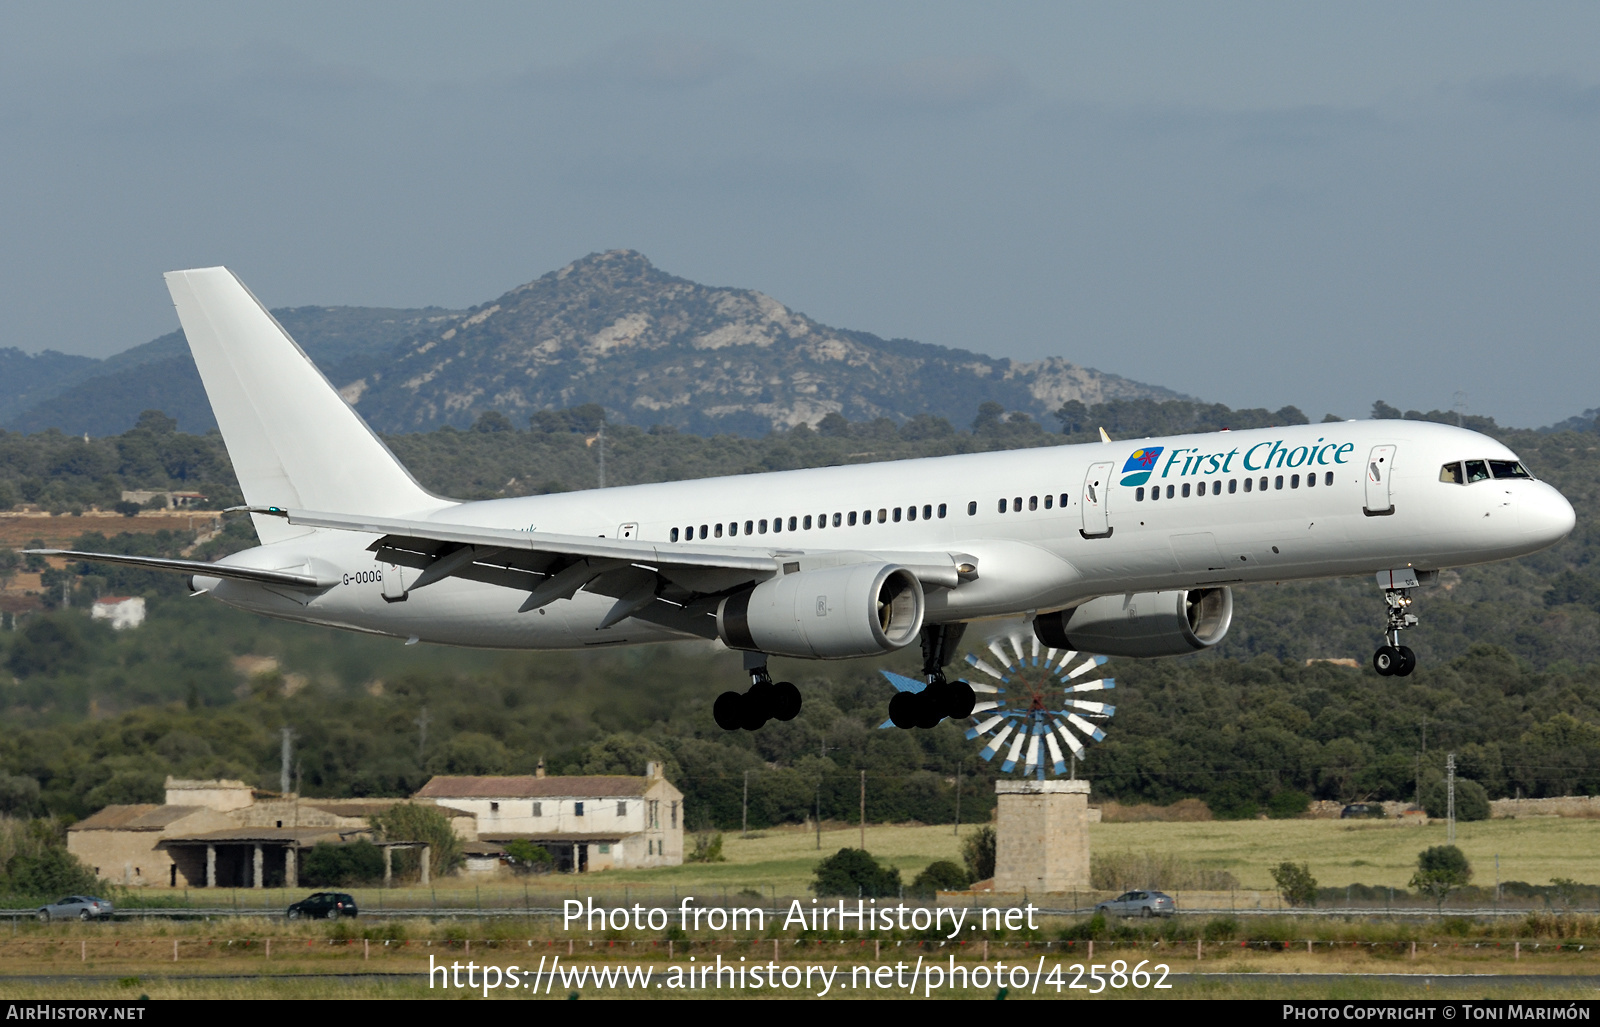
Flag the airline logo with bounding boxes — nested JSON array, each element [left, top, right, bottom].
[[1118, 447, 1162, 487]]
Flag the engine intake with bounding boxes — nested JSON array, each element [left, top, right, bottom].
[[718, 564, 924, 659], [1034, 587, 1233, 658]]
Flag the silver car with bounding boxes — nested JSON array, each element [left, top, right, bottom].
[[1096, 889, 1175, 918], [37, 895, 114, 922]]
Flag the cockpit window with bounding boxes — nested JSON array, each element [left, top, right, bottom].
[[1439, 462, 1464, 485], [1464, 460, 1491, 483], [1489, 460, 1532, 480]]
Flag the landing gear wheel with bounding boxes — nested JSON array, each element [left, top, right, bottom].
[[771, 681, 802, 721], [1394, 645, 1417, 677], [1373, 645, 1401, 677], [912, 691, 944, 729], [888, 691, 918, 729], [945, 680, 977, 720], [740, 682, 774, 731], [713, 691, 745, 731]]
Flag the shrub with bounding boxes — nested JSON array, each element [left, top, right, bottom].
[[813, 848, 901, 899], [5, 847, 99, 898], [1091, 851, 1240, 892], [961, 826, 995, 882], [686, 831, 725, 864], [909, 860, 970, 898], [301, 841, 385, 887], [503, 840, 553, 874], [1411, 845, 1472, 911], [1270, 861, 1318, 907], [1420, 778, 1490, 822], [1267, 791, 1311, 819], [368, 804, 463, 880]]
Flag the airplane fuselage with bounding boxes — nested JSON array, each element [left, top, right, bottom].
[[206, 418, 1575, 650]]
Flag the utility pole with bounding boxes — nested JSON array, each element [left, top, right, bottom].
[[414, 706, 431, 762], [596, 423, 606, 489], [859, 770, 866, 850], [953, 760, 961, 837], [815, 732, 836, 851], [1447, 752, 1457, 843], [280, 727, 295, 795], [742, 770, 749, 838]]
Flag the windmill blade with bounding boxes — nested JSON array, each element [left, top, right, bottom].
[[1006, 634, 1029, 668], [1053, 720, 1086, 758], [965, 715, 1006, 740], [1023, 730, 1042, 773], [1066, 712, 1106, 742], [988, 639, 1016, 671], [1044, 731, 1066, 775], [969, 682, 1000, 694], [1054, 649, 1079, 671], [1001, 725, 1030, 771], [1066, 677, 1115, 693], [970, 701, 1003, 716], [1065, 699, 1114, 716], [879, 669, 927, 693], [1029, 632, 1041, 663], [980, 724, 1016, 761], [964, 654, 1009, 682], [1067, 655, 1110, 680], [1043, 646, 1059, 665]]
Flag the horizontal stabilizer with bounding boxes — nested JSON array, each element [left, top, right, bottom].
[[27, 549, 335, 589]]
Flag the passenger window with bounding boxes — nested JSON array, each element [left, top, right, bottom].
[[1029, 496, 1038, 511], [817, 513, 826, 529], [1306, 473, 1316, 488], [906, 506, 916, 521], [1259, 477, 1268, 491], [1013, 496, 1022, 511], [1166, 485, 1175, 499], [803, 515, 812, 530], [848, 511, 858, 526], [1181, 483, 1191, 498], [998, 498, 1007, 513], [728, 522, 737, 536], [1274, 475, 1284, 490], [1291, 474, 1300, 489], [759, 519, 768, 534], [1197, 481, 1206, 496], [745, 520, 753, 534], [1043, 496, 1053, 510], [1213, 480, 1221, 495], [967, 501, 977, 516], [1059, 493, 1069, 508], [877, 509, 887, 523], [788, 516, 798, 531], [1229, 479, 1237, 494], [938, 504, 947, 518], [1325, 471, 1333, 486], [833, 512, 842, 527], [1489, 460, 1530, 480], [1465, 460, 1490, 483], [1150, 486, 1160, 501], [670, 527, 679, 542], [863, 510, 872, 524], [772, 518, 782, 534], [1243, 478, 1252, 493], [892, 508, 902, 522], [1135, 486, 1145, 501], [715, 524, 724, 538], [922, 504, 932, 520], [700, 525, 709, 539]]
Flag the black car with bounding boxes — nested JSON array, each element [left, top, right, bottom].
[[1340, 803, 1387, 819], [286, 892, 358, 919]]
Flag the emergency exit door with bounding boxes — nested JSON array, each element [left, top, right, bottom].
[[1081, 461, 1114, 538], [1364, 445, 1396, 515]]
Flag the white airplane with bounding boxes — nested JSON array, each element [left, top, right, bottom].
[[39, 268, 1576, 733]]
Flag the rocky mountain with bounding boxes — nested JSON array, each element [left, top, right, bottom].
[[341, 250, 1179, 434], [6, 251, 1179, 436]]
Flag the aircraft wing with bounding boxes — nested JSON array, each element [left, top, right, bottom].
[[24, 549, 335, 590], [277, 508, 968, 629]]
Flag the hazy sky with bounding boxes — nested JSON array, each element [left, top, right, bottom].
[[2, 2, 1596, 427]]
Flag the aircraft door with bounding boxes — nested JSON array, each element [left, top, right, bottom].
[[381, 563, 407, 603], [1364, 445, 1396, 516], [1081, 461, 1114, 538]]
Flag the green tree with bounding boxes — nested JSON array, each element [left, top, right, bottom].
[[369, 804, 463, 881], [961, 826, 996, 882], [300, 840, 385, 887], [909, 860, 970, 898], [1420, 778, 1490, 822], [503, 840, 553, 874], [813, 848, 901, 898], [1266, 791, 1311, 819], [1270, 861, 1318, 907], [1410, 845, 1472, 911], [4, 848, 99, 898]]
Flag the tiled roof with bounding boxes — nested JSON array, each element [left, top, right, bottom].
[[416, 776, 652, 799], [70, 805, 206, 831]]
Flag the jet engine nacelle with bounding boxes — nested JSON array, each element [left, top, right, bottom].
[[717, 563, 925, 659], [1033, 587, 1233, 658]]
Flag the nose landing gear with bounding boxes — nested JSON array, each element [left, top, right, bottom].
[[714, 652, 801, 731], [1373, 581, 1418, 677]]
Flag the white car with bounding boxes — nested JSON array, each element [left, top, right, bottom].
[[1096, 890, 1175, 918], [37, 895, 114, 922]]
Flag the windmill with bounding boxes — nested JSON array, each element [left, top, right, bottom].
[[879, 629, 1116, 779]]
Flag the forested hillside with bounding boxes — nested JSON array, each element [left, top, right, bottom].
[[0, 397, 1595, 826]]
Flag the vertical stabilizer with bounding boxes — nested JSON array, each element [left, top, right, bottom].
[[165, 267, 444, 543]]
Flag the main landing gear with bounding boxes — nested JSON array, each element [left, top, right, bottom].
[[888, 624, 978, 730], [1373, 584, 1419, 677], [714, 651, 802, 731]]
